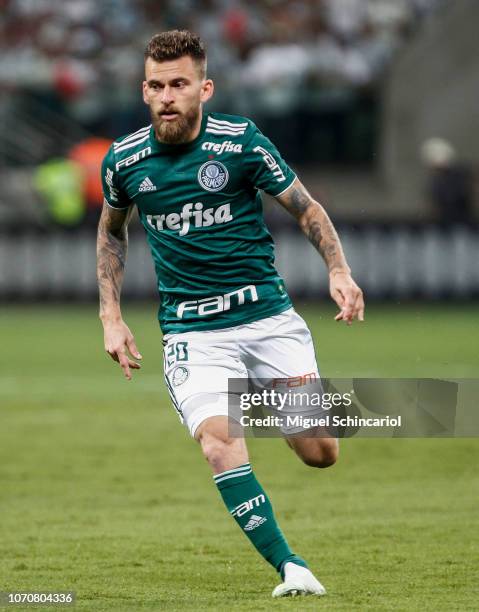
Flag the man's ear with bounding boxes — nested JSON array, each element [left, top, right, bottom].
[[200, 79, 214, 104], [142, 81, 150, 105]]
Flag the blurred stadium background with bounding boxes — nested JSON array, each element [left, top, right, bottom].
[[1, 1, 479, 609], [1, 0, 478, 300]]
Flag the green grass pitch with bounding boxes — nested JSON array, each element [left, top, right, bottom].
[[0, 303, 478, 611]]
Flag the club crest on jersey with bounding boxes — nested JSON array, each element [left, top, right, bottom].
[[198, 161, 229, 192], [172, 366, 189, 387]]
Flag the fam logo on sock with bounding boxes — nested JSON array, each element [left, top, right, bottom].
[[244, 515, 267, 531], [231, 494, 265, 518]]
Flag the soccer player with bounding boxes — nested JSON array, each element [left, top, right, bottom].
[[97, 30, 364, 598]]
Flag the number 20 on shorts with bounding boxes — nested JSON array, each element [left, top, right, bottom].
[[166, 341, 189, 367]]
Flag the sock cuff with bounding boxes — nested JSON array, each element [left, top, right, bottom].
[[279, 555, 309, 579], [213, 463, 252, 486]]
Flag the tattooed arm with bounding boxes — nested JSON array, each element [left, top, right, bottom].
[[275, 178, 364, 324], [97, 201, 142, 379]]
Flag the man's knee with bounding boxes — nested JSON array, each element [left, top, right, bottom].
[[302, 451, 337, 469], [292, 438, 339, 469], [195, 417, 247, 473], [200, 433, 231, 470]]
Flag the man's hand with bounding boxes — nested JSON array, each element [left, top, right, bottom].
[[102, 318, 142, 380], [330, 271, 364, 325]]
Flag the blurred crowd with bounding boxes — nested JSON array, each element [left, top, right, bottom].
[[0, 0, 444, 140], [0, 0, 448, 227]]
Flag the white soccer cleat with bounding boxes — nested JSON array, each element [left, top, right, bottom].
[[272, 562, 327, 598]]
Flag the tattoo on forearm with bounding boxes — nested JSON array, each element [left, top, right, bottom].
[[287, 186, 311, 216], [277, 181, 349, 274], [96, 204, 129, 315], [305, 213, 344, 272]]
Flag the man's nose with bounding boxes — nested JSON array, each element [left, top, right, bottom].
[[161, 86, 175, 105]]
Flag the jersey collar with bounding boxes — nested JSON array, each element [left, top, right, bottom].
[[149, 112, 208, 153]]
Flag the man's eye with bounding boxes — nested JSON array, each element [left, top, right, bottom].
[[175, 82, 185, 88]]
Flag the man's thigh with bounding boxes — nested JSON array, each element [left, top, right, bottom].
[[239, 309, 333, 438], [163, 331, 246, 437], [240, 308, 319, 380]]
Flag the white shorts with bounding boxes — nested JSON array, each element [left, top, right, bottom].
[[162, 308, 320, 437]]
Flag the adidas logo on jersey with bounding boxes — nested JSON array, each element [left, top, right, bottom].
[[139, 177, 157, 192], [244, 515, 267, 531]]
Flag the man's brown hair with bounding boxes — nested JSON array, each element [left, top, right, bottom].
[[144, 30, 207, 78]]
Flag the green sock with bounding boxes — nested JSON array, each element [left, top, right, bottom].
[[214, 462, 307, 577]]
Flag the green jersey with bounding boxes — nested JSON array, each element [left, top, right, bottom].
[[101, 112, 296, 334]]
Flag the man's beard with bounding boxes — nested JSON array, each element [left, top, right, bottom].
[[152, 105, 200, 144]]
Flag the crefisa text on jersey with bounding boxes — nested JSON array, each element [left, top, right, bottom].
[[201, 141, 243, 155], [146, 202, 233, 236]]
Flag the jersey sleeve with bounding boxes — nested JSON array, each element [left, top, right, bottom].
[[243, 125, 296, 197], [101, 145, 132, 209]]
